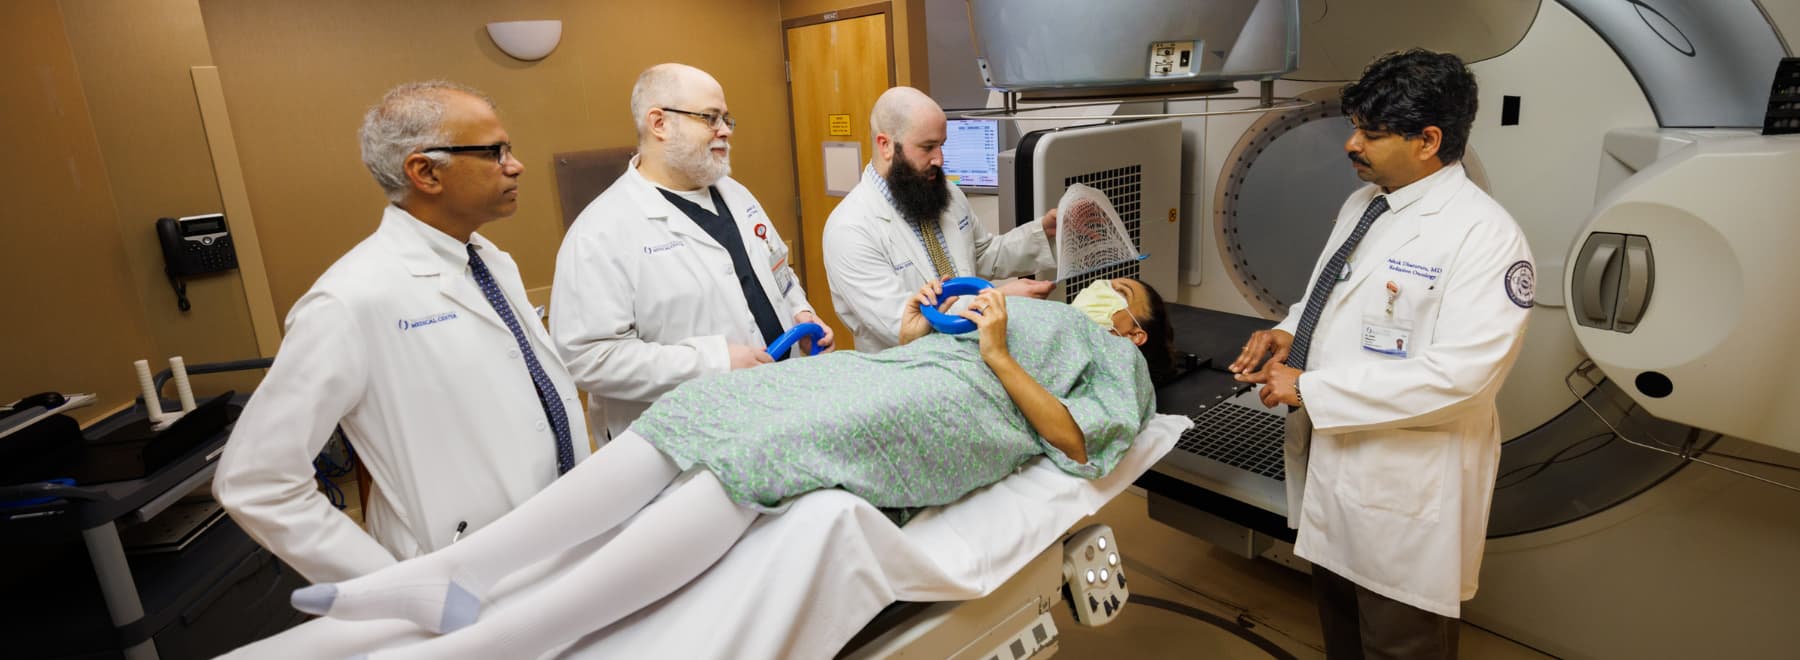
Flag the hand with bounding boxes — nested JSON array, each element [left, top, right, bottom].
[[1229, 329, 1294, 379], [958, 288, 1011, 361], [899, 277, 949, 345], [793, 311, 835, 353], [997, 278, 1053, 299], [1254, 362, 1303, 408], [728, 343, 775, 370], [1040, 207, 1059, 242]]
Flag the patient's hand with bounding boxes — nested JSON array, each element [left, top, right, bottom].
[[899, 278, 948, 345], [960, 288, 1011, 361]]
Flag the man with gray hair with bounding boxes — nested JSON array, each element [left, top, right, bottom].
[[216, 81, 590, 583], [552, 63, 830, 441], [822, 86, 1058, 352]]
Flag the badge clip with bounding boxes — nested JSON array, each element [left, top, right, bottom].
[[1385, 281, 1401, 316]]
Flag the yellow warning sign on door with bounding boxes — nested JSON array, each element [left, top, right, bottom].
[[828, 114, 852, 136]]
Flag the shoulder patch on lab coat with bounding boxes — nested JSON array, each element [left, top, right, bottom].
[[1505, 260, 1534, 308]]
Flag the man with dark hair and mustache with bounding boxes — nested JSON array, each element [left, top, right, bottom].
[[551, 63, 833, 442], [822, 87, 1059, 352], [1231, 49, 1533, 659]]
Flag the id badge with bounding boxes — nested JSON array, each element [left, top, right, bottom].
[[1361, 320, 1411, 357], [768, 241, 795, 296]]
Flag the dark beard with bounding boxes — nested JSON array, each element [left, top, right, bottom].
[[885, 153, 950, 224]]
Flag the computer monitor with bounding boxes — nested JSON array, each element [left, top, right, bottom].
[[943, 118, 1002, 192]]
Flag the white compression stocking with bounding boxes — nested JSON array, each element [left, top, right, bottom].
[[372, 470, 757, 660], [292, 433, 681, 633]]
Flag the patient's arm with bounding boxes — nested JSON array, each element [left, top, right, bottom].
[[959, 290, 1088, 464]]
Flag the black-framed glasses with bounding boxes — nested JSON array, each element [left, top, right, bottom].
[[421, 142, 514, 163], [659, 107, 736, 130]]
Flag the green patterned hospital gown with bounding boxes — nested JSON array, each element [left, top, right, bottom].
[[631, 297, 1156, 512]]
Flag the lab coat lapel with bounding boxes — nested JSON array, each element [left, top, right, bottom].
[[1326, 205, 1421, 320], [1329, 166, 1465, 311], [377, 207, 509, 334], [436, 258, 511, 334], [623, 173, 722, 252], [471, 233, 551, 344], [934, 203, 971, 277], [869, 182, 937, 285], [720, 185, 783, 302]]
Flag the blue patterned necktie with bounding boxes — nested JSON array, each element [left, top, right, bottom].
[[1286, 195, 1389, 370], [467, 245, 575, 474]]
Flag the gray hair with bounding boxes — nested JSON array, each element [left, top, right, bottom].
[[630, 63, 703, 143], [359, 81, 496, 203]]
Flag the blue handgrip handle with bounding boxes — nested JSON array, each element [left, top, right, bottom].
[[766, 322, 828, 360], [920, 277, 996, 335]]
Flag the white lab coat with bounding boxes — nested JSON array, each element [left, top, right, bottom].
[[214, 206, 591, 584], [1276, 163, 1532, 618], [550, 158, 815, 440], [822, 165, 1054, 351]]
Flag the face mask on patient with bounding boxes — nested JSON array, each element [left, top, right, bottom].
[[1072, 280, 1141, 336]]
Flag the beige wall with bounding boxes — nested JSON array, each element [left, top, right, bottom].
[[1, 0, 803, 419], [198, 0, 799, 316], [781, 0, 931, 90], [0, 1, 161, 416], [59, 0, 265, 399]]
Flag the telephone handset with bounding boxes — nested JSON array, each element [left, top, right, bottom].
[[156, 213, 237, 311]]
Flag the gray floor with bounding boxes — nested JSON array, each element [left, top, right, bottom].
[[1050, 490, 1553, 660]]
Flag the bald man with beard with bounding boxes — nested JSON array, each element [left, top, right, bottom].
[[823, 87, 1059, 352], [551, 63, 833, 442]]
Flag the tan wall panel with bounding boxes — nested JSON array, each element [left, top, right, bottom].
[[58, 0, 265, 398], [198, 0, 797, 317], [0, 1, 158, 418]]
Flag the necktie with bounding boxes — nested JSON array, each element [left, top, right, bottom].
[[919, 223, 957, 279], [1286, 195, 1389, 370], [467, 245, 575, 474]]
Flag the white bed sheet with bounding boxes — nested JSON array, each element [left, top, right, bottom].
[[221, 414, 1188, 659]]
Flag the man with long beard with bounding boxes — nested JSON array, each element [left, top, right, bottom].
[[551, 63, 833, 443], [823, 86, 1058, 352]]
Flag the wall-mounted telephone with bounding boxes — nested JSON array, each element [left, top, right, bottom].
[[156, 213, 237, 312]]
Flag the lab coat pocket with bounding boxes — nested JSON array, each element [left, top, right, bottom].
[[1339, 430, 1445, 521]]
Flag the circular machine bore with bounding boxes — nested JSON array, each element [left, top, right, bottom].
[[1214, 95, 1366, 318]]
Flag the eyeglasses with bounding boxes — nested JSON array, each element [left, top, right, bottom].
[[660, 107, 736, 130], [421, 142, 514, 163]]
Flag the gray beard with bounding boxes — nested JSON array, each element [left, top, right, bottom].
[[667, 130, 730, 187]]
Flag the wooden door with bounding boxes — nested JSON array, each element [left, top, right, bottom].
[[785, 10, 892, 351]]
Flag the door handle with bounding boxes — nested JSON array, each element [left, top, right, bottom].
[[1614, 236, 1654, 332]]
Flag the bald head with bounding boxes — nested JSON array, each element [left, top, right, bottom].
[[631, 63, 724, 142], [870, 87, 944, 146], [871, 87, 947, 177]]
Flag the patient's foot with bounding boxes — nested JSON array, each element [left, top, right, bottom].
[[291, 557, 486, 634]]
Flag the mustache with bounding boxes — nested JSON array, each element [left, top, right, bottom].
[[1348, 152, 1370, 166]]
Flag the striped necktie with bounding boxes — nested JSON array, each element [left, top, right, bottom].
[[919, 223, 957, 279], [1286, 195, 1389, 370]]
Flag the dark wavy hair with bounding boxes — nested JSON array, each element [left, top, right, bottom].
[[1340, 49, 1479, 164], [1135, 282, 1176, 388]]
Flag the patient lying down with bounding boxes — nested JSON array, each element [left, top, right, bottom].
[[291, 279, 1172, 659]]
